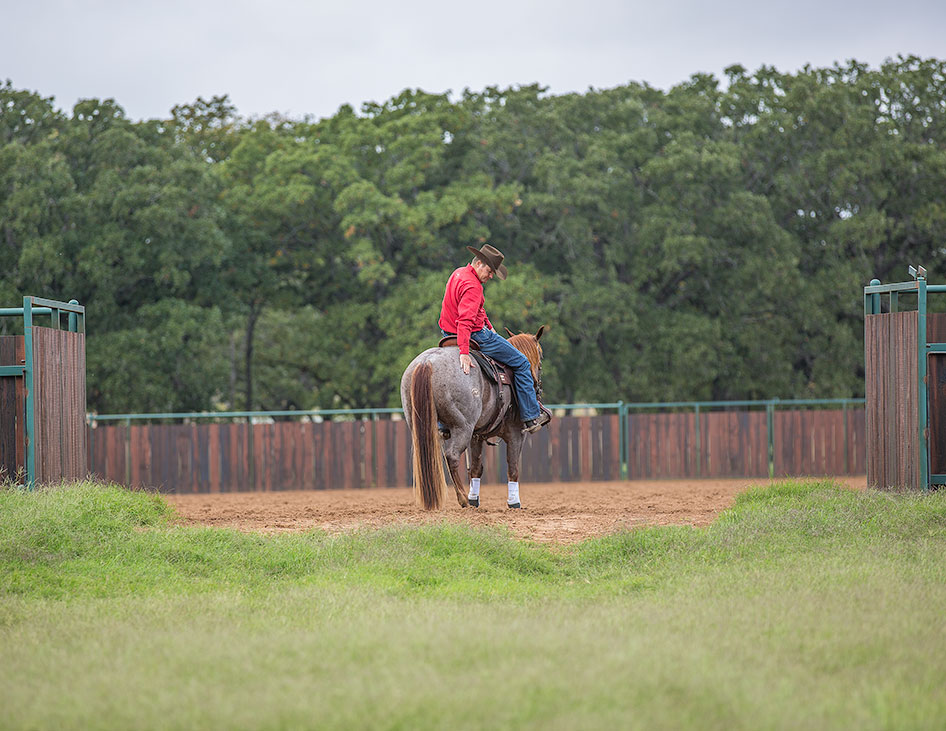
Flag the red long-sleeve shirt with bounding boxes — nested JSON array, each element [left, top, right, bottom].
[[438, 265, 494, 354]]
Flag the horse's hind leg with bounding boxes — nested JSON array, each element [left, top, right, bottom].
[[442, 429, 473, 508]]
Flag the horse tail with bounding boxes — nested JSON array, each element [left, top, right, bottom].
[[409, 361, 447, 510]]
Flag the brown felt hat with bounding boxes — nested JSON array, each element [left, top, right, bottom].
[[466, 244, 508, 280]]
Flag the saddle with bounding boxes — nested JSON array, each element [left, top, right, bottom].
[[438, 336, 517, 439]]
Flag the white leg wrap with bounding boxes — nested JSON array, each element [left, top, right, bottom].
[[468, 477, 481, 499], [507, 481, 519, 505]]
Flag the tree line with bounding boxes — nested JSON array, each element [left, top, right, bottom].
[[2, 56, 945, 413]]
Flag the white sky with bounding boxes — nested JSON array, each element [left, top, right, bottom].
[[3, 0, 945, 122]]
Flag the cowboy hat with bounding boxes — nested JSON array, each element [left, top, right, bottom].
[[466, 244, 508, 280]]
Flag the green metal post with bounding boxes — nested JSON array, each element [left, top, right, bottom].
[[766, 400, 775, 478], [68, 300, 79, 332], [88, 416, 94, 477], [890, 291, 898, 313], [869, 279, 881, 314], [843, 399, 850, 475], [618, 401, 627, 480], [696, 404, 703, 477], [918, 276, 929, 491], [23, 297, 35, 488], [125, 418, 132, 486]]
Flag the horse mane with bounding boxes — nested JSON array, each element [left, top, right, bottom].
[[508, 333, 542, 382]]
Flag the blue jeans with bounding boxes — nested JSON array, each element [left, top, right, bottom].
[[442, 328, 540, 421]]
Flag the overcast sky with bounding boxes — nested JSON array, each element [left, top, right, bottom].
[[4, 0, 945, 122]]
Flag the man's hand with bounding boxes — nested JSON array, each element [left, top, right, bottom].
[[460, 353, 477, 375]]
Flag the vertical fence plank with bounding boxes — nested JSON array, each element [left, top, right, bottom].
[[0, 337, 22, 481]]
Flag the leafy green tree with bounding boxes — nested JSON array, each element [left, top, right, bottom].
[[88, 300, 227, 412]]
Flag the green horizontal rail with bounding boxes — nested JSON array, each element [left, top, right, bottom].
[[864, 281, 920, 294], [620, 398, 864, 410], [89, 408, 405, 422], [26, 296, 85, 314], [86, 398, 863, 423], [0, 307, 55, 316]]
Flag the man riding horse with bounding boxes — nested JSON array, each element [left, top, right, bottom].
[[400, 244, 551, 510], [439, 244, 552, 435]]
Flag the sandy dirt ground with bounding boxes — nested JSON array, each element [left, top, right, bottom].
[[165, 475, 867, 544]]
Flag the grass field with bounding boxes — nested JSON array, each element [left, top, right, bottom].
[[2, 479, 945, 729]]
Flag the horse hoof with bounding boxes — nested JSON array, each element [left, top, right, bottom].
[[507, 502, 521, 509], [468, 497, 479, 508]]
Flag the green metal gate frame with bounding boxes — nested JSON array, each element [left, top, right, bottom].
[[0, 296, 86, 488], [864, 271, 946, 491]]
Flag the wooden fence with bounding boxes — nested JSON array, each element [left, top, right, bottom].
[[88, 408, 866, 493]]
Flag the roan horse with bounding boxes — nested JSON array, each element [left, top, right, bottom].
[[400, 326, 546, 510]]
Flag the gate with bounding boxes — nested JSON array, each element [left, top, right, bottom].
[[0, 297, 87, 486], [864, 268, 946, 490]]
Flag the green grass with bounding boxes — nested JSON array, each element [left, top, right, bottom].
[[2, 479, 945, 729]]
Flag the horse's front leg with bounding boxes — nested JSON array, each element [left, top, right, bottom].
[[505, 431, 524, 508], [467, 437, 485, 507]]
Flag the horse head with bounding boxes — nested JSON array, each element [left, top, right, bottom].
[[505, 325, 547, 396]]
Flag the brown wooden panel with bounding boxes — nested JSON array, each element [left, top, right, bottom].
[[150, 424, 171, 491], [521, 419, 552, 483], [374, 420, 389, 488], [627, 413, 640, 479], [578, 417, 591, 482], [928, 317, 946, 465], [865, 312, 918, 488], [193, 424, 208, 492], [590, 415, 613, 481], [702, 412, 722, 477], [0, 336, 24, 481], [609, 413, 620, 481], [294, 421, 308, 490], [207, 424, 221, 492], [548, 417, 562, 482], [65, 330, 87, 481], [362, 420, 375, 488], [128, 424, 148, 487], [30, 328, 87, 484], [678, 412, 693, 478], [549, 418, 569, 481], [33, 328, 60, 483], [850, 409, 866, 474], [299, 421, 314, 489], [103, 424, 127, 484]]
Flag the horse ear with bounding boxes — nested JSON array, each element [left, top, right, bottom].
[[535, 325, 547, 341], [504, 327, 515, 338]]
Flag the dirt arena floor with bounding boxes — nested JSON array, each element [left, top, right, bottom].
[[166, 476, 867, 544]]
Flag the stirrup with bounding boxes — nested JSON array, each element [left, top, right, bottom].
[[523, 407, 552, 433]]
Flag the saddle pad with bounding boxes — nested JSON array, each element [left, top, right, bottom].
[[437, 336, 480, 351]]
